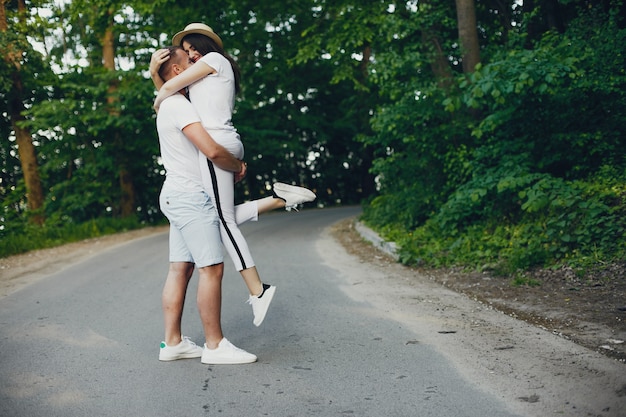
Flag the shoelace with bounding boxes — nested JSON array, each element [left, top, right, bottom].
[[221, 339, 249, 354], [246, 295, 260, 307], [246, 295, 264, 316], [181, 335, 198, 347]]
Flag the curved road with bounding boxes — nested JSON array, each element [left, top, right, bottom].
[[1, 207, 624, 416]]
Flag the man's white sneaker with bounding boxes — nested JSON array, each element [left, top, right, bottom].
[[247, 284, 276, 327], [272, 182, 316, 211], [159, 336, 203, 361], [201, 338, 257, 365]]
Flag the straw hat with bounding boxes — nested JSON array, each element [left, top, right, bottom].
[[172, 23, 223, 48]]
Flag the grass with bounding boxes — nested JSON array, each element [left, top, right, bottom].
[[0, 216, 161, 259]]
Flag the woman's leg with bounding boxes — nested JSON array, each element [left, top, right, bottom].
[[255, 196, 285, 214], [234, 200, 259, 225], [199, 153, 263, 294], [234, 196, 286, 225], [200, 155, 277, 326], [234, 186, 316, 224]]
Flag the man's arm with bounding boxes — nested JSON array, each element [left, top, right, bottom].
[[182, 122, 245, 176]]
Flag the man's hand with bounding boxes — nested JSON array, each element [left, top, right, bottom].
[[182, 122, 244, 174], [235, 161, 247, 183]]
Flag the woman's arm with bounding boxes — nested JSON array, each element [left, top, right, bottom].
[[154, 61, 216, 111]]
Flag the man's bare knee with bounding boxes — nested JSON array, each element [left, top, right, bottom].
[[198, 263, 224, 279], [168, 262, 194, 279]]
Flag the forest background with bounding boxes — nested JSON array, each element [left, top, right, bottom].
[[1, 0, 625, 279]]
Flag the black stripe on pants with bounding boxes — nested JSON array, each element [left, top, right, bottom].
[[206, 159, 247, 270]]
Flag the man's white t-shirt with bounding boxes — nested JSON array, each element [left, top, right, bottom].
[[156, 94, 205, 193], [189, 52, 237, 132]]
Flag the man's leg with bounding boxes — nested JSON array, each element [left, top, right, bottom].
[[159, 261, 203, 361], [197, 262, 257, 365], [162, 261, 194, 346], [196, 263, 224, 349]]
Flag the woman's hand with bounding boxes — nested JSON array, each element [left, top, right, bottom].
[[150, 49, 170, 79]]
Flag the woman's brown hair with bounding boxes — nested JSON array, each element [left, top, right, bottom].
[[182, 33, 242, 94]]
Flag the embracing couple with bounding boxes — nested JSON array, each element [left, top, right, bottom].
[[151, 23, 316, 365]]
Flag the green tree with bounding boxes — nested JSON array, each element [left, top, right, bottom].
[[147, 0, 376, 205], [23, 0, 164, 223], [363, 0, 626, 271], [0, 0, 47, 225]]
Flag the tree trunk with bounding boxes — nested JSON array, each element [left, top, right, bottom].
[[415, 0, 454, 88], [422, 29, 454, 90], [101, 15, 135, 218], [455, 0, 481, 74], [0, 0, 5, 28], [356, 43, 376, 198], [1, 0, 45, 224]]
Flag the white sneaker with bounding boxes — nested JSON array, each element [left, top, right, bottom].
[[201, 338, 257, 365], [272, 182, 316, 211], [247, 284, 276, 326], [159, 336, 203, 361]]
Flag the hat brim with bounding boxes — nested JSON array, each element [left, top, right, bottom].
[[172, 28, 223, 49]]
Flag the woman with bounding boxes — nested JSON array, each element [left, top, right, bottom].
[[150, 23, 316, 327]]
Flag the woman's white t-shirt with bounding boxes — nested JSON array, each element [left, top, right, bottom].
[[189, 52, 237, 133]]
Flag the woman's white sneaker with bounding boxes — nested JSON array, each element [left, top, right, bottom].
[[272, 182, 316, 211], [247, 284, 276, 326], [201, 338, 257, 365]]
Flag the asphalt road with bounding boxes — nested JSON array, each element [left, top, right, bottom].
[[1, 206, 615, 417]]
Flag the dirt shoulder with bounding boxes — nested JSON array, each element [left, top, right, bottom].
[[334, 219, 626, 363], [321, 219, 626, 417]]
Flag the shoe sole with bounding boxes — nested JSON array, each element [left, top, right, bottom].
[[159, 352, 203, 361], [273, 183, 316, 202], [201, 356, 257, 365], [253, 286, 276, 327]]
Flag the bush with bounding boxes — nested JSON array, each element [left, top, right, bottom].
[[369, 166, 626, 274]]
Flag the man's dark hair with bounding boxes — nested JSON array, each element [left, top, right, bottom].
[[157, 46, 185, 81]]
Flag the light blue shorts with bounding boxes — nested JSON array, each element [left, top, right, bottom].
[[159, 187, 223, 268]]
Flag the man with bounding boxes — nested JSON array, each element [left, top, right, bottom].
[[155, 46, 256, 365]]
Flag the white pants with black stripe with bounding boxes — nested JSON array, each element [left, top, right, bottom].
[[198, 130, 258, 271]]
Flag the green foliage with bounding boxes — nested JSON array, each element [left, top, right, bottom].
[[4, 0, 377, 249], [19, 64, 162, 223], [363, 2, 626, 273], [292, 0, 389, 88], [414, 164, 626, 272], [4, 0, 626, 277], [145, 0, 376, 205]]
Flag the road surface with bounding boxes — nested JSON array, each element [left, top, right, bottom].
[[1, 207, 624, 416]]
